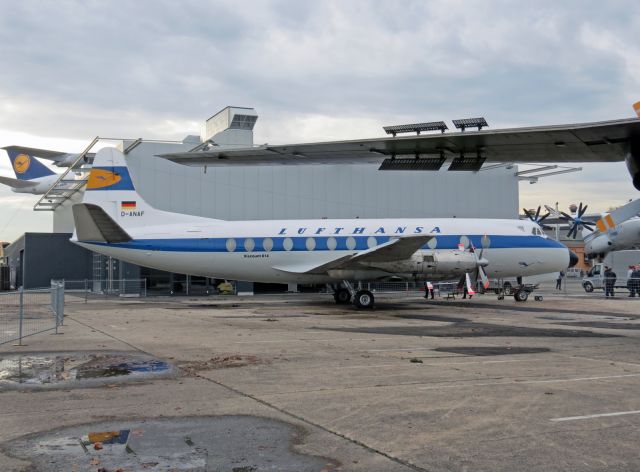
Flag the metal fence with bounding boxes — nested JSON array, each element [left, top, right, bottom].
[[0, 281, 65, 346], [63, 279, 147, 302]]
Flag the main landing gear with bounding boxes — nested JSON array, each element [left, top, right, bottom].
[[332, 282, 375, 309]]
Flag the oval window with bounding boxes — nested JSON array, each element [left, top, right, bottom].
[[306, 237, 316, 251], [283, 237, 294, 251], [226, 239, 236, 252]]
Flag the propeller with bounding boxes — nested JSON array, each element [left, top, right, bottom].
[[560, 202, 596, 239], [523, 206, 552, 230], [468, 238, 490, 291]]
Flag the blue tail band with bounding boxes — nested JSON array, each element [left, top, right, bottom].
[[7, 150, 55, 180]]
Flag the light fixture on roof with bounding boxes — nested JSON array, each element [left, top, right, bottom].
[[383, 121, 448, 137], [452, 117, 488, 132]]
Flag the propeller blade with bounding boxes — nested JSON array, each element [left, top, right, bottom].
[[535, 206, 541, 220], [579, 204, 588, 217], [465, 273, 477, 295], [578, 202, 583, 216], [537, 212, 551, 223], [560, 211, 574, 221], [478, 266, 490, 289]]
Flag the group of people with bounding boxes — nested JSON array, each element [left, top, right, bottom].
[[603, 265, 640, 297], [626, 265, 640, 297]]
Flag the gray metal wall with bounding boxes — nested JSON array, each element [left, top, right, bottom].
[[125, 142, 519, 220], [4, 233, 93, 289]]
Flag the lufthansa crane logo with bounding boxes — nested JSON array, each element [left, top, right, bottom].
[[86, 168, 122, 189], [13, 154, 31, 174]]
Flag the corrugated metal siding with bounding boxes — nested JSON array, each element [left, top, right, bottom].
[[126, 142, 518, 221]]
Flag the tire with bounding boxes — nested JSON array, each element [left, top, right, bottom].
[[334, 288, 351, 304], [514, 290, 529, 302], [503, 282, 513, 295], [583, 281, 594, 293], [354, 290, 375, 309]]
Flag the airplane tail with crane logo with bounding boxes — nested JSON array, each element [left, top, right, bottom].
[[6, 150, 55, 180], [73, 147, 219, 243]]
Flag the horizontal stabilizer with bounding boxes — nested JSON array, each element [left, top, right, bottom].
[[0, 175, 37, 189], [273, 235, 432, 275], [73, 203, 132, 243]]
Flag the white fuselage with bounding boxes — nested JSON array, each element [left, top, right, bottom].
[[10, 174, 59, 194], [583, 218, 640, 257], [76, 217, 570, 284]]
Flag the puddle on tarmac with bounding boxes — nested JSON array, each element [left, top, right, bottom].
[[433, 346, 550, 356], [2, 416, 338, 472], [0, 352, 172, 389]]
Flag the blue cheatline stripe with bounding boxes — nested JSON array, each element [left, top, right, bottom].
[[86, 166, 136, 191], [87, 234, 567, 252]]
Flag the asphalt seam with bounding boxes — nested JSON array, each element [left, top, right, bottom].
[[193, 371, 431, 472]]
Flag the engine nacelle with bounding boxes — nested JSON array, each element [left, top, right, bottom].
[[584, 234, 613, 255], [353, 250, 478, 278]]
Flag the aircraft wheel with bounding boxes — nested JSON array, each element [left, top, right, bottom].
[[514, 290, 529, 302], [334, 288, 352, 304], [583, 281, 594, 293], [354, 290, 375, 309], [503, 282, 513, 295]]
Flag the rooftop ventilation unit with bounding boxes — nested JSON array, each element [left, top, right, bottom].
[[201, 106, 258, 146]]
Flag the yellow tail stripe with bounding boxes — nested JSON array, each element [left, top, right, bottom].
[[596, 220, 607, 232], [605, 214, 615, 229], [634, 101, 640, 118]]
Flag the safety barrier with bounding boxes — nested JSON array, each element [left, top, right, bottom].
[[0, 281, 64, 346], [63, 279, 147, 302]]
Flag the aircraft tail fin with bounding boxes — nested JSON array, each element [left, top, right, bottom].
[[6, 150, 55, 180], [79, 147, 219, 231], [634, 101, 640, 119]]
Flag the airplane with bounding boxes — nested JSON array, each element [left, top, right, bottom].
[[71, 147, 579, 308], [0, 149, 60, 194], [0, 145, 94, 168], [561, 200, 640, 260]]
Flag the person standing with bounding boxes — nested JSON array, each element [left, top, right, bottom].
[[424, 281, 434, 300], [604, 266, 617, 298], [556, 271, 564, 290], [627, 265, 635, 297], [631, 266, 640, 298]]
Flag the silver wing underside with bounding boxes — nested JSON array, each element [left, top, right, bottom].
[[159, 118, 640, 169]]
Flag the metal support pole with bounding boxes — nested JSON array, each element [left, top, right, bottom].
[[84, 279, 88, 303], [18, 287, 24, 345]]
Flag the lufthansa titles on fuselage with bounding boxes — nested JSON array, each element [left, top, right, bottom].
[[277, 226, 441, 236]]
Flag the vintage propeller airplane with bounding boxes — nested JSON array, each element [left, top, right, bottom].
[[72, 147, 578, 308], [70, 103, 640, 308]]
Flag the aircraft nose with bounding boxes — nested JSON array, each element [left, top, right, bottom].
[[569, 250, 579, 267]]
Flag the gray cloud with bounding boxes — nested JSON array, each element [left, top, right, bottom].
[[0, 0, 639, 241]]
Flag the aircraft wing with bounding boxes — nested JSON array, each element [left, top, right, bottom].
[[273, 235, 432, 275], [1, 145, 67, 160], [0, 175, 37, 189], [158, 118, 640, 170]]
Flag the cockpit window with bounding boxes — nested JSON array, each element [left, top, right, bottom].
[[531, 227, 543, 236]]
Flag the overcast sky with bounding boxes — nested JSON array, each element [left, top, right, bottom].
[[1, 0, 639, 241]]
